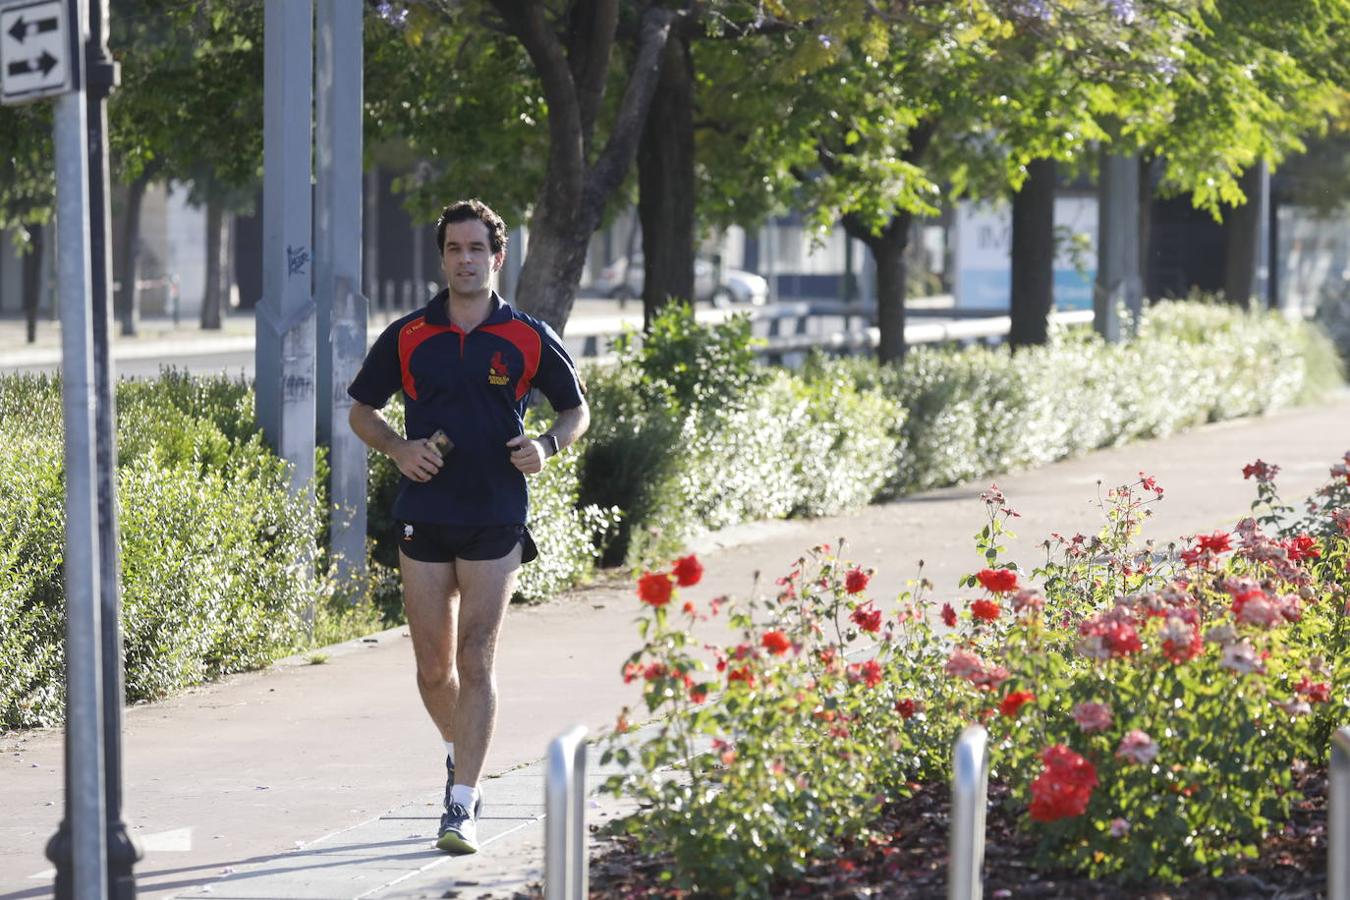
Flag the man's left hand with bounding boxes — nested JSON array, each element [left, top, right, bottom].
[[506, 435, 544, 474]]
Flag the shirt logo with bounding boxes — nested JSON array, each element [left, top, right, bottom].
[[403, 524, 415, 541], [488, 351, 510, 386]]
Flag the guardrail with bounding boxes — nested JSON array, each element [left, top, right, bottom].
[[545, 725, 589, 900], [566, 300, 1097, 362], [1331, 727, 1350, 899], [949, 724, 991, 900], [756, 308, 1096, 362]]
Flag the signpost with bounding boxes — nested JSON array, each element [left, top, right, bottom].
[[4, 0, 137, 895], [0, 0, 71, 103]]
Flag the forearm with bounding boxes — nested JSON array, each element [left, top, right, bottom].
[[541, 401, 590, 453], [348, 402, 405, 457]]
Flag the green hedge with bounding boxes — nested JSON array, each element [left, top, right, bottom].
[[578, 305, 904, 566], [0, 373, 345, 729], [576, 299, 1341, 566]]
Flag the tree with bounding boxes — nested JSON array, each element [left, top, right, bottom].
[[367, 1, 680, 335], [0, 104, 54, 343], [109, 0, 264, 334], [1158, 0, 1349, 307]]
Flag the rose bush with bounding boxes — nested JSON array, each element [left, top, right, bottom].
[[602, 452, 1350, 893]]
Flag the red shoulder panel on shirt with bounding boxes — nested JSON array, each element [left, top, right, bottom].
[[398, 316, 459, 400], [480, 320, 542, 401]]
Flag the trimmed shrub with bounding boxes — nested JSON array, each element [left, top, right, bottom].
[[578, 304, 905, 567], [0, 374, 338, 729]]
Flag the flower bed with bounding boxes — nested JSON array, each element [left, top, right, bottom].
[[598, 451, 1350, 894]]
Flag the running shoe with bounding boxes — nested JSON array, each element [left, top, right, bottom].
[[436, 801, 479, 854]]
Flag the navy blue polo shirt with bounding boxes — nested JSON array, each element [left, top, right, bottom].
[[347, 290, 584, 526]]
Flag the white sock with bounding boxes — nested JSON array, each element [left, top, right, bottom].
[[444, 741, 455, 764], [450, 783, 480, 815]]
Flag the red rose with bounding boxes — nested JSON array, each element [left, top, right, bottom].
[[940, 602, 958, 628], [1028, 744, 1097, 823], [848, 659, 884, 689], [971, 599, 1001, 622], [688, 683, 709, 704], [637, 572, 673, 607], [1284, 535, 1320, 563], [999, 690, 1035, 717], [850, 603, 883, 633], [1297, 676, 1331, 704], [845, 567, 870, 594], [672, 554, 704, 587], [1242, 459, 1280, 482], [895, 698, 918, 719], [1196, 532, 1232, 554], [643, 662, 667, 681], [761, 630, 791, 656], [727, 666, 755, 687], [976, 568, 1019, 593]]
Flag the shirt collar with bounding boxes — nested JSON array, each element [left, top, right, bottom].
[[425, 290, 513, 327]]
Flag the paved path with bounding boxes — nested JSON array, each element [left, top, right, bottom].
[[3, 392, 1349, 899]]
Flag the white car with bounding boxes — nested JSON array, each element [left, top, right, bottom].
[[594, 255, 769, 307]]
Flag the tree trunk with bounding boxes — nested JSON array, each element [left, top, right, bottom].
[[638, 31, 695, 329], [201, 201, 224, 329], [21, 223, 43, 344], [845, 212, 911, 366], [503, 2, 675, 335], [1222, 164, 1263, 310], [116, 170, 153, 337], [514, 209, 595, 334], [871, 234, 909, 365], [1009, 158, 1056, 348], [1138, 155, 1156, 303]]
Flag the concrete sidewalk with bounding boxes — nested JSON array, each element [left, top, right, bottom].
[[3, 393, 1350, 899]]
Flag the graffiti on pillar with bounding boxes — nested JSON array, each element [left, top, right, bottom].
[[287, 244, 310, 278]]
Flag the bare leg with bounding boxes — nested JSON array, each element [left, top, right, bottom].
[[399, 552, 461, 741], [450, 545, 520, 787]]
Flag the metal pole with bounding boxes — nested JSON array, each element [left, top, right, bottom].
[[1330, 727, 1350, 899], [948, 725, 989, 900], [315, 0, 366, 587], [49, 0, 108, 895], [258, 0, 316, 498], [85, 0, 139, 893], [545, 725, 589, 900]]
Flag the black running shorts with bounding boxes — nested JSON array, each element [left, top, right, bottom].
[[396, 521, 538, 565]]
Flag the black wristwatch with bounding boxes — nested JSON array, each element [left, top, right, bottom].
[[539, 433, 560, 458]]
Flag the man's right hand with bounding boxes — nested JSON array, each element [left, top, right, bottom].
[[391, 438, 444, 483]]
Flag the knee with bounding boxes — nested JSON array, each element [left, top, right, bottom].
[[456, 648, 495, 690], [416, 661, 458, 692]]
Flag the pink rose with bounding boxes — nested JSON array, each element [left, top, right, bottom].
[[1115, 729, 1159, 766], [1070, 701, 1113, 733]]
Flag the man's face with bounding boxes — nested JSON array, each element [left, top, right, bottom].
[[441, 218, 502, 298]]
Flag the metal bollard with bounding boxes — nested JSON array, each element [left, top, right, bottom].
[[948, 724, 990, 900], [1331, 727, 1350, 899], [545, 725, 589, 900]]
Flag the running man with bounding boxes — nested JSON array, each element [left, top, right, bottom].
[[346, 199, 590, 854]]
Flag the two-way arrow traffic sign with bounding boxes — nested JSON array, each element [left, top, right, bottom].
[[7, 12, 58, 44], [0, 0, 73, 105], [7, 48, 57, 77]]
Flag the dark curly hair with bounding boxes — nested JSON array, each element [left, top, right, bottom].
[[435, 199, 508, 255]]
